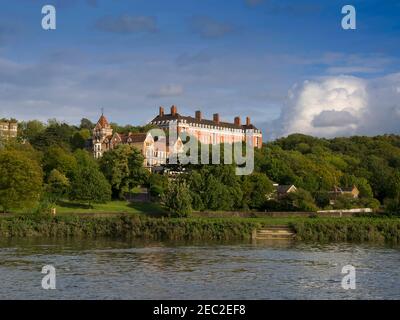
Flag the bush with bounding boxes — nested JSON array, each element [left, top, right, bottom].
[[385, 196, 400, 215], [162, 180, 192, 217], [280, 189, 319, 212]]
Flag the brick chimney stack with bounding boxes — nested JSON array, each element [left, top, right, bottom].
[[195, 110, 202, 121], [171, 105, 177, 115], [234, 116, 241, 126], [246, 116, 251, 126], [213, 113, 220, 124], [159, 106, 164, 117]]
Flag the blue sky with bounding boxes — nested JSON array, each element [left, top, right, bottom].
[[1, 0, 400, 139]]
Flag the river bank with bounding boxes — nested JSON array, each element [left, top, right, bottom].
[[0, 214, 400, 243]]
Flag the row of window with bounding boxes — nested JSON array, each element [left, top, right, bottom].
[[0, 126, 17, 131]]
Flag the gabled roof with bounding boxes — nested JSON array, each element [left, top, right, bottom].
[[127, 133, 149, 143], [104, 132, 151, 144], [276, 185, 297, 194]]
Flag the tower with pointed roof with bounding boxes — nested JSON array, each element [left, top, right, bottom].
[[92, 113, 113, 158]]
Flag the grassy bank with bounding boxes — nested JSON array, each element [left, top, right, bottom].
[[0, 215, 399, 243], [55, 200, 167, 217]]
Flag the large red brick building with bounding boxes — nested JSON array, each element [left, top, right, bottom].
[[150, 105, 262, 149]]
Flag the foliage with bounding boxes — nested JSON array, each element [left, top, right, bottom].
[[0, 215, 399, 244], [79, 118, 95, 131], [292, 217, 400, 243], [256, 133, 400, 211], [4, 115, 400, 215], [242, 173, 274, 209], [384, 194, 400, 215], [30, 120, 76, 151], [0, 215, 259, 240], [69, 152, 111, 206], [99, 144, 148, 198], [18, 120, 46, 142], [45, 169, 70, 203], [162, 180, 192, 217], [42, 146, 77, 178], [147, 173, 169, 199], [0, 150, 43, 212], [71, 129, 90, 150], [274, 188, 318, 212]]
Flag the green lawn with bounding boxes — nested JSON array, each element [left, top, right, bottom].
[[55, 200, 167, 217]]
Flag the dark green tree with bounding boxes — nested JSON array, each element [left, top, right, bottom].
[[79, 118, 95, 131], [0, 150, 43, 212], [71, 129, 91, 150], [242, 173, 274, 209], [45, 169, 70, 203], [70, 165, 111, 207], [99, 145, 148, 198], [162, 180, 192, 217], [18, 120, 45, 142], [42, 146, 77, 178], [280, 188, 318, 212]]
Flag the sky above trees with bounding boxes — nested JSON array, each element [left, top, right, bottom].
[[0, 0, 399, 139]]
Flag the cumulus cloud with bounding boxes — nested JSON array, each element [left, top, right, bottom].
[[95, 15, 158, 34], [312, 110, 358, 128], [190, 16, 234, 38], [271, 74, 400, 138]]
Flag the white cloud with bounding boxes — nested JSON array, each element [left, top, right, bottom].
[[312, 110, 358, 127], [271, 73, 400, 138]]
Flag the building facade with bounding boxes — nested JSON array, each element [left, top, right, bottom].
[[150, 106, 262, 149], [0, 119, 18, 139], [92, 113, 182, 168], [328, 185, 360, 205], [92, 106, 263, 168]]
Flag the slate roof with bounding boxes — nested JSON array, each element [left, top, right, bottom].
[[109, 132, 149, 143], [151, 112, 260, 131]]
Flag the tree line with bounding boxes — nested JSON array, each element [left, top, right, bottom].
[[0, 119, 399, 217]]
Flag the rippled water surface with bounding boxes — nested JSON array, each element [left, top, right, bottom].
[[0, 238, 399, 299]]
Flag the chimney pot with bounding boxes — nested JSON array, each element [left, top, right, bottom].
[[213, 113, 220, 124], [234, 116, 241, 126], [195, 110, 202, 121], [159, 106, 164, 117]]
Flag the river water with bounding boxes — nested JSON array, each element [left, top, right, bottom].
[[0, 238, 399, 299]]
